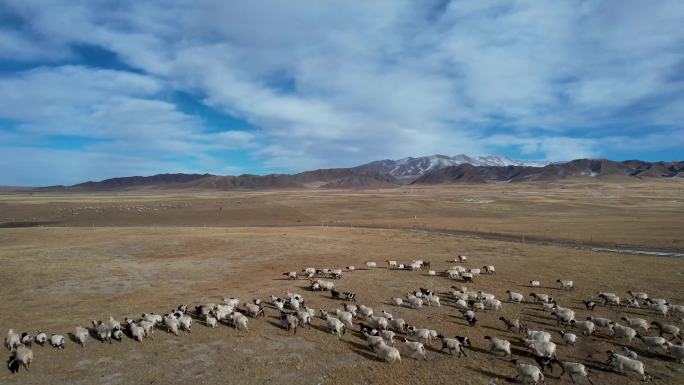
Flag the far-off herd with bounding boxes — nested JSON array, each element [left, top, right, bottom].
[[5, 254, 684, 384]]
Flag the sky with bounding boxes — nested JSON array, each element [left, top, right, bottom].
[[1, 0, 683, 186]]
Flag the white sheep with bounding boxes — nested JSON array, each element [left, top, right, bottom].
[[621, 317, 649, 332], [530, 280, 540, 287], [455, 299, 468, 310], [407, 327, 432, 345], [437, 335, 468, 357], [513, 360, 545, 385], [138, 320, 155, 338], [407, 296, 423, 309], [556, 279, 574, 290], [556, 360, 594, 385], [91, 321, 111, 343], [129, 323, 145, 343], [5, 329, 20, 351], [223, 298, 240, 308], [606, 351, 650, 381], [527, 340, 557, 358], [8, 345, 33, 372], [483, 265, 495, 274], [586, 316, 612, 328], [163, 314, 180, 336], [74, 326, 89, 348], [244, 303, 265, 319], [335, 310, 354, 328], [669, 304, 684, 317], [370, 316, 389, 331], [427, 270, 436, 276], [665, 342, 684, 363], [380, 330, 395, 346], [19, 332, 32, 347], [205, 315, 217, 328], [570, 320, 595, 335], [50, 334, 65, 349], [366, 261, 377, 269], [325, 317, 345, 336], [426, 294, 441, 307], [365, 333, 385, 351], [609, 323, 636, 342], [386, 260, 397, 268], [376, 341, 401, 363], [636, 335, 667, 352], [389, 318, 406, 332], [457, 255, 467, 263], [559, 330, 576, 346], [107, 316, 121, 332], [226, 312, 248, 331], [112, 329, 123, 341], [526, 330, 551, 342], [484, 336, 511, 358], [651, 321, 681, 339], [401, 338, 427, 360], [627, 290, 648, 301], [647, 302, 669, 316], [296, 310, 312, 329], [358, 304, 374, 318], [342, 303, 357, 317], [484, 298, 503, 311], [34, 331, 47, 347], [506, 289, 524, 303]]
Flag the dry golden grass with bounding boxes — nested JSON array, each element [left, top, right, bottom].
[[0, 181, 683, 384]]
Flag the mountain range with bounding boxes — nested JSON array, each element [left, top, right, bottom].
[[31, 155, 684, 191]]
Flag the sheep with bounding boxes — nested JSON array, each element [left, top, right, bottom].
[[511, 359, 545, 385], [499, 317, 525, 334], [651, 321, 681, 340], [386, 260, 397, 268], [271, 296, 286, 311], [106, 316, 121, 332], [526, 330, 552, 342], [50, 334, 65, 349], [455, 299, 468, 310], [280, 312, 299, 334], [647, 298, 668, 306], [606, 351, 651, 381], [34, 332, 47, 347], [461, 272, 474, 283], [369, 316, 389, 331], [583, 300, 597, 311], [477, 291, 496, 301], [665, 341, 684, 363], [627, 290, 648, 302], [506, 289, 524, 303], [484, 298, 503, 311], [335, 310, 354, 328], [223, 298, 240, 308], [636, 334, 667, 352], [437, 335, 469, 357], [342, 303, 357, 317], [358, 304, 374, 319], [316, 280, 335, 291], [91, 321, 111, 344], [529, 293, 551, 303], [406, 327, 432, 345], [530, 280, 540, 287], [427, 270, 436, 276], [111, 329, 123, 341], [407, 296, 423, 309], [380, 330, 396, 346], [586, 316, 612, 330], [623, 347, 638, 360], [202, 314, 216, 328], [5, 329, 20, 352], [226, 312, 249, 331], [598, 293, 621, 308], [19, 333, 32, 348], [322, 314, 345, 336], [541, 302, 556, 312], [389, 318, 406, 332], [8, 345, 33, 373], [556, 279, 574, 290], [364, 332, 385, 351], [608, 323, 637, 342], [483, 265, 495, 274], [244, 303, 265, 319], [163, 314, 180, 336], [559, 330, 576, 346], [621, 317, 649, 332], [570, 320, 595, 336], [376, 341, 401, 363], [74, 326, 89, 348], [283, 271, 297, 280], [142, 313, 163, 326], [670, 304, 684, 317], [484, 336, 511, 358], [457, 255, 467, 263], [462, 310, 477, 327], [528, 340, 557, 358], [468, 268, 481, 276], [553, 359, 594, 385], [426, 294, 441, 307], [366, 261, 377, 269], [401, 338, 427, 360], [625, 298, 642, 309], [128, 323, 145, 343], [647, 301, 669, 316], [446, 269, 460, 279]]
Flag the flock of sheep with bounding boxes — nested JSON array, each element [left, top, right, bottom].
[[5, 255, 684, 384]]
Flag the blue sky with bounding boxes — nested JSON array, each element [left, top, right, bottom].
[[1, 0, 683, 186]]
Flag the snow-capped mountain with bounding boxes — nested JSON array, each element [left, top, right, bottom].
[[355, 154, 550, 182]]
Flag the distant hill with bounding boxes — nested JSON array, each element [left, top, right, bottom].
[[18, 155, 683, 192]]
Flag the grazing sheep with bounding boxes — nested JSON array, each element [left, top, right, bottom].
[[280, 312, 299, 334], [559, 331, 576, 346], [50, 334, 65, 349], [606, 351, 651, 381], [530, 280, 541, 287], [437, 335, 469, 357], [506, 290, 524, 303], [570, 320, 595, 336], [484, 336, 511, 358], [609, 322, 637, 342], [34, 332, 47, 347], [499, 317, 525, 333], [455, 299, 468, 310], [244, 303, 265, 319], [621, 317, 649, 332], [553, 359, 594, 385], [556, 279, 574, 290], [376, 341, 401, 363], [8, 345, 33, 373], [512, 359, 545, 385], [380, 310, 393, 320], [366, 261, 377, 269], [74, 326, 89, 348], [651, 321, 681, 340], [5, 329, 20, 352], [401, 338, 427, 361], [426, 294, 441, 307]]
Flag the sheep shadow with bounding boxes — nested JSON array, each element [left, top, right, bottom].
[[468, 367, 515, 383]]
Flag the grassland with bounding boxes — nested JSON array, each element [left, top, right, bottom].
[[1, 180, 683, 384]]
